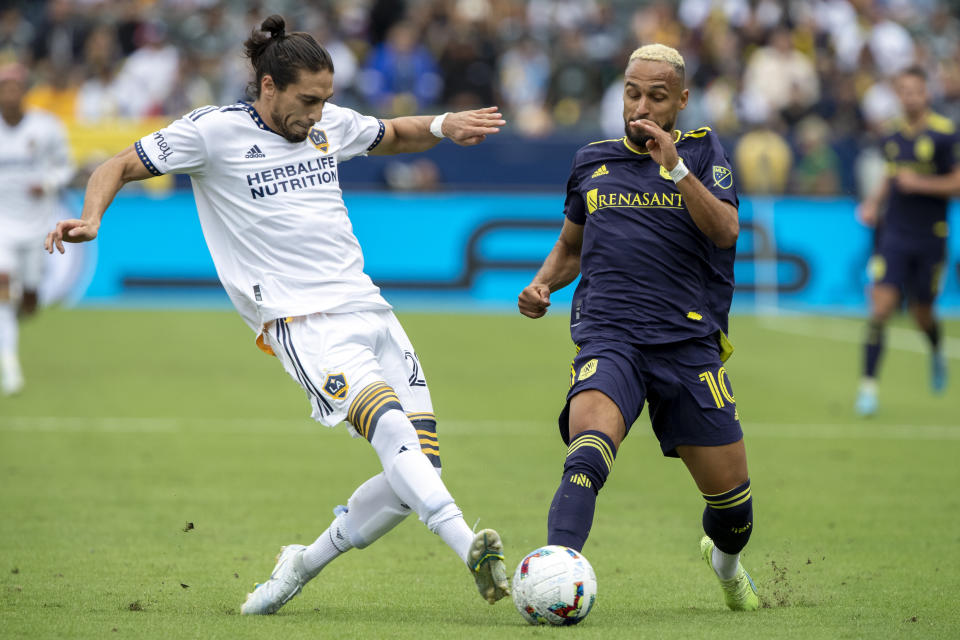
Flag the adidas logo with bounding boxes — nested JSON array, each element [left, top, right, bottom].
[[244, 145, 265, 159], [591, 164, 609, 178]]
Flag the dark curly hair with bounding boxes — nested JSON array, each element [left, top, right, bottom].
[[243, 14, 334, 99]]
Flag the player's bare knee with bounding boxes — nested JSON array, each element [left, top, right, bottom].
[[0, 273, 11, 301], [568, 390, 626, 446]]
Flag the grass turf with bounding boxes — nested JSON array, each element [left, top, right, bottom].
[[1, 308, 958, 639]]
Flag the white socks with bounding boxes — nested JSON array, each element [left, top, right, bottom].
[[302, 510, 353, 577], [0, 303, 21, 394], [432, 505, 475, 564], [712, 546, 740, 581], [370, 409, 474, 563], [299, 406, 476, 580], [0, 302, 16, 356]]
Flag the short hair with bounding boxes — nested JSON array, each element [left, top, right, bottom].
[[243, 14, 334, 99], [899, 65, 927, 82], [628, 44, 685, 85]]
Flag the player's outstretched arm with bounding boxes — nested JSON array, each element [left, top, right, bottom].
[[370, 106, 506, 155], [45, 145, 155, 254], [518, 219, 584, 319]]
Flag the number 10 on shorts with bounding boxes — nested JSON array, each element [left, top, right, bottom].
[[698, 367, 735, 409]]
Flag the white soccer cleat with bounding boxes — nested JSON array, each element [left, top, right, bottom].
[[240, 544, 310, 615], [468, 528, 509, 604]]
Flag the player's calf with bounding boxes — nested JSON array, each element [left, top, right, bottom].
[[702, 478, 753, 559], [351, 382, 508, 602], [547, 430, 617, 550], [700, 479, 757, 611]]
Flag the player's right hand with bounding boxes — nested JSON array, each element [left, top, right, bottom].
[[518, 283, 551, 318], [44, 218, 100, 254]]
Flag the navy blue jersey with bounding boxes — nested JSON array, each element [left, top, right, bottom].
[[565, 128, 738, 346], [881, 112, 959, 247]]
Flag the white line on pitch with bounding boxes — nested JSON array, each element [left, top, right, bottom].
[[755, 315, 960, 359], [1, 416, 958, 441]]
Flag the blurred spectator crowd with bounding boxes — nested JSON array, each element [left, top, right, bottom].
[[1, 0, 959, 195]]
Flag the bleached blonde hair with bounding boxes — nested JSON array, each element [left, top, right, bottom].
[[628, 44, 685, 84]]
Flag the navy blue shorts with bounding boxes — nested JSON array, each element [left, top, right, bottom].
[[871, 241, 946, 305], [559, 335, 742, 457]]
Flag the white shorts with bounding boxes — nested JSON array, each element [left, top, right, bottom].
[[0, 238, 46, 291], [263, 309, 434, 436]]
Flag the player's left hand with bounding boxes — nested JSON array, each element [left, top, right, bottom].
[[443, 106, 506, 146], [894, 168, 921, 194], [629, 119, 679, 172]]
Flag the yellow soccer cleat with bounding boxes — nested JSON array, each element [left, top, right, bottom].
[[700, 536, 759, 611], [468, 528, 509, 604]]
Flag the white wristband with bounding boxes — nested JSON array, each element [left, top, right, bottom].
[[668, 157, 689, 183], [430, 112, 450, 138]]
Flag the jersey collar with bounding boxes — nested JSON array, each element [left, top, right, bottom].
[[239, 102, 278, 135], [895, 111, 932, 138], [622, 129, 682, 155]]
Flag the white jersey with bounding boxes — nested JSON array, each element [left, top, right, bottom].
[[135, 102, 391, 333], [0, 110, 74, 243]]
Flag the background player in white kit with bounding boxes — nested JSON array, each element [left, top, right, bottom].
[[0, 63, 74, 396], [45, 15, 509, 614]]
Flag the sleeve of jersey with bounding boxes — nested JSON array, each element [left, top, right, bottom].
[[333, 104, 385, 161], [695, 132, 739, 208], [563, 157, 586, 224], [134, 115, 207, 177]]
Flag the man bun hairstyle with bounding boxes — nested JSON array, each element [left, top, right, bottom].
[[243, 14, 334, 99]]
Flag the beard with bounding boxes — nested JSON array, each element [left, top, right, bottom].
[[272, 109, 310, 143], [624, 117, 674, 150]]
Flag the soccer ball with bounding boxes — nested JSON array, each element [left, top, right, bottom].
[[512, 545, 597, 626]]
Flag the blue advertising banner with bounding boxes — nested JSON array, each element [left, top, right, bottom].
[[59, 191, 960, 315]]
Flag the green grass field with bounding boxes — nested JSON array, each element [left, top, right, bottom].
[[2, 308, 959, 639]]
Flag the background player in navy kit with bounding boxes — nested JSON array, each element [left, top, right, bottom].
[[518, 44, 757, 611], [855, 66, 960, 416]]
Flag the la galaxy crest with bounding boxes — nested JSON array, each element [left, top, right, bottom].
[[712, 165, 733, 189], [309, 126, 329, 153], [323, 373, 348, 399]]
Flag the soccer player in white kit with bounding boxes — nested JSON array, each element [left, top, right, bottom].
[[0, 63, 74, 395], [45, 15, 510, 614]]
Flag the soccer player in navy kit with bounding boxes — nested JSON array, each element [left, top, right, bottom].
[[856, 65, 960, 416], [518, 44, 758, 611]]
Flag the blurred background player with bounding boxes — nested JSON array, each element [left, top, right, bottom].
[[856, 66, 960, 416], [0, 62, 73, 396], [45, 14, 509, 613], [518, 44, 757, 612]]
